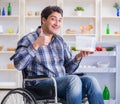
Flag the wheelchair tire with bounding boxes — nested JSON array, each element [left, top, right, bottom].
[[1, 88, 37, 104]]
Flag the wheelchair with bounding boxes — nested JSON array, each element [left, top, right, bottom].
[[1, 69, 88, 104]]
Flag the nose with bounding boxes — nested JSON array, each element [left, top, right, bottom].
[[55, 20, 60, 26]]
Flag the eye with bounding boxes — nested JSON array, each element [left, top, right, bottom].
[[51, 17, 56, 21], [59, 19, 62, 23]]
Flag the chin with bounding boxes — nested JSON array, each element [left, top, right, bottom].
[[52, 32, 57, 35], [51, 30, 58, 34], [49, 28, 59, 34]]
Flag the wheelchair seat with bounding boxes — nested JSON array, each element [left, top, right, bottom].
[[26, 84, 55, 100], [22, 69, 59, 103]]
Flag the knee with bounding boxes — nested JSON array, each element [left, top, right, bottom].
[[85, 76, 98, 84], [68, 75, 81, 84], [67, 75, 82, 91], [84, 76, 102, 92]]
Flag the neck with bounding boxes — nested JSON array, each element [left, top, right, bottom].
[[41, 26, 54, 39]]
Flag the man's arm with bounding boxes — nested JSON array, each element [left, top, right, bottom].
[[13, 36, 37, 70], [64, 42, 94, 74]]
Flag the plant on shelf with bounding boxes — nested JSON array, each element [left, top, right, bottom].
[[113, 2, 120, 9], [74, 6, 85, 11], [74, 6, 85, 16], [113, 2, 120, 16]]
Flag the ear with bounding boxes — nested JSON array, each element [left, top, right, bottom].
[[41, 17, 47, 24]]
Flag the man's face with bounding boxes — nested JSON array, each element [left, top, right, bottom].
[[42, 12, 62, 35]]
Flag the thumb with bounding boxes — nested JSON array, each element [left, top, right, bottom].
[[39, 28, 44, 36]]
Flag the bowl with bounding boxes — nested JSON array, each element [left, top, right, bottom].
[[97, 61, 109, 68], [7, 48, 16, 51]]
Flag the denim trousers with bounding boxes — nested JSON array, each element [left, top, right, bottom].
[[36, 74, 104, 104]]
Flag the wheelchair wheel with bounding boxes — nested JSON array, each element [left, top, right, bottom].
[[1, 88, 37, 104]]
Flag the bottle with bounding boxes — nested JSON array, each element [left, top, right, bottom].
[[116, 8, 119, 16], [0, 8, 1, 16], [103, 85, 110, 100], [2, 7, 5, 16], [106, 24, 110, 34], [7, 3, 12, 15]]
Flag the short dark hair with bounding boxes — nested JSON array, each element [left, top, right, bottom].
[[41, 5, 63, 20]]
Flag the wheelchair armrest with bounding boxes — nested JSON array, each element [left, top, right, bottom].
[[27, 75, 48, 79], [74, 73, 86, 76], [24, 75, 50, 82]]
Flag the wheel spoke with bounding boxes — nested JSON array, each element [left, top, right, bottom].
[[1, 88, 37, 104]]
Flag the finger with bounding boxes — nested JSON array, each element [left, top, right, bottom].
[[46, 36, 51, 42], [45, 41, 50, 45], [40, 28, 44, 36], [90, 52, 94, 54]]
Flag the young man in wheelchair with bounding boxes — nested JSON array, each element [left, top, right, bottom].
[[12, 5, 104, 104]]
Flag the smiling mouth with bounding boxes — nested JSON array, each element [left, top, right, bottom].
[[52, 25, 60, 29]]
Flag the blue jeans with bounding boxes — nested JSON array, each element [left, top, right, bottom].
[[36, 75, 104, 104]]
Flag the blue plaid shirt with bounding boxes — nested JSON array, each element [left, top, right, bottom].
[[13, 26, 80, 78]]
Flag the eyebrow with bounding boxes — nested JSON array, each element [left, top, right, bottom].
[[50, 16, 62, 20]]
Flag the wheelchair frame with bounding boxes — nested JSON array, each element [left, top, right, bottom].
[[1, 71, 88, 104], [1, 72, 63, 104], [23, 75, 61, 104]]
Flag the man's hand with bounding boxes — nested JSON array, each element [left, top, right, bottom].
[[75, 51, 94, 61], [33, 28, 51, 50]]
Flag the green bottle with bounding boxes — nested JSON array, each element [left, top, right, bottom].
[[106, 24, 110, 34], [7, 3, 12, 15], [0, 8, 1, 16], [103, 85, 110, 100]]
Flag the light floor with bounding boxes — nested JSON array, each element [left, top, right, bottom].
[[0, 90, 9, 103]]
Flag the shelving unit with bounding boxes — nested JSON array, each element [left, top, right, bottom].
[[74, 42, 120, 104], [61, 0, 97, 47], [0, 0, 120, 103], [61, 1, 120, 102], [0, 0, 20, 89], [100, 0, 120, 42]]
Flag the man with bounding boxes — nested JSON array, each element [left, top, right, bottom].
[[12, 6, 104, 104]]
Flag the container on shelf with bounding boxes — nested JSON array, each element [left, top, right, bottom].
[[103, 85, 110, 100], [116, 8, 119, 16], [106, 24, 110, 34], [0, 8, 1, 16], [7, 3, 12, 16], [76, 35, 96, 52], [96, 61, 109, 68], [2, 7, 5, 16]]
